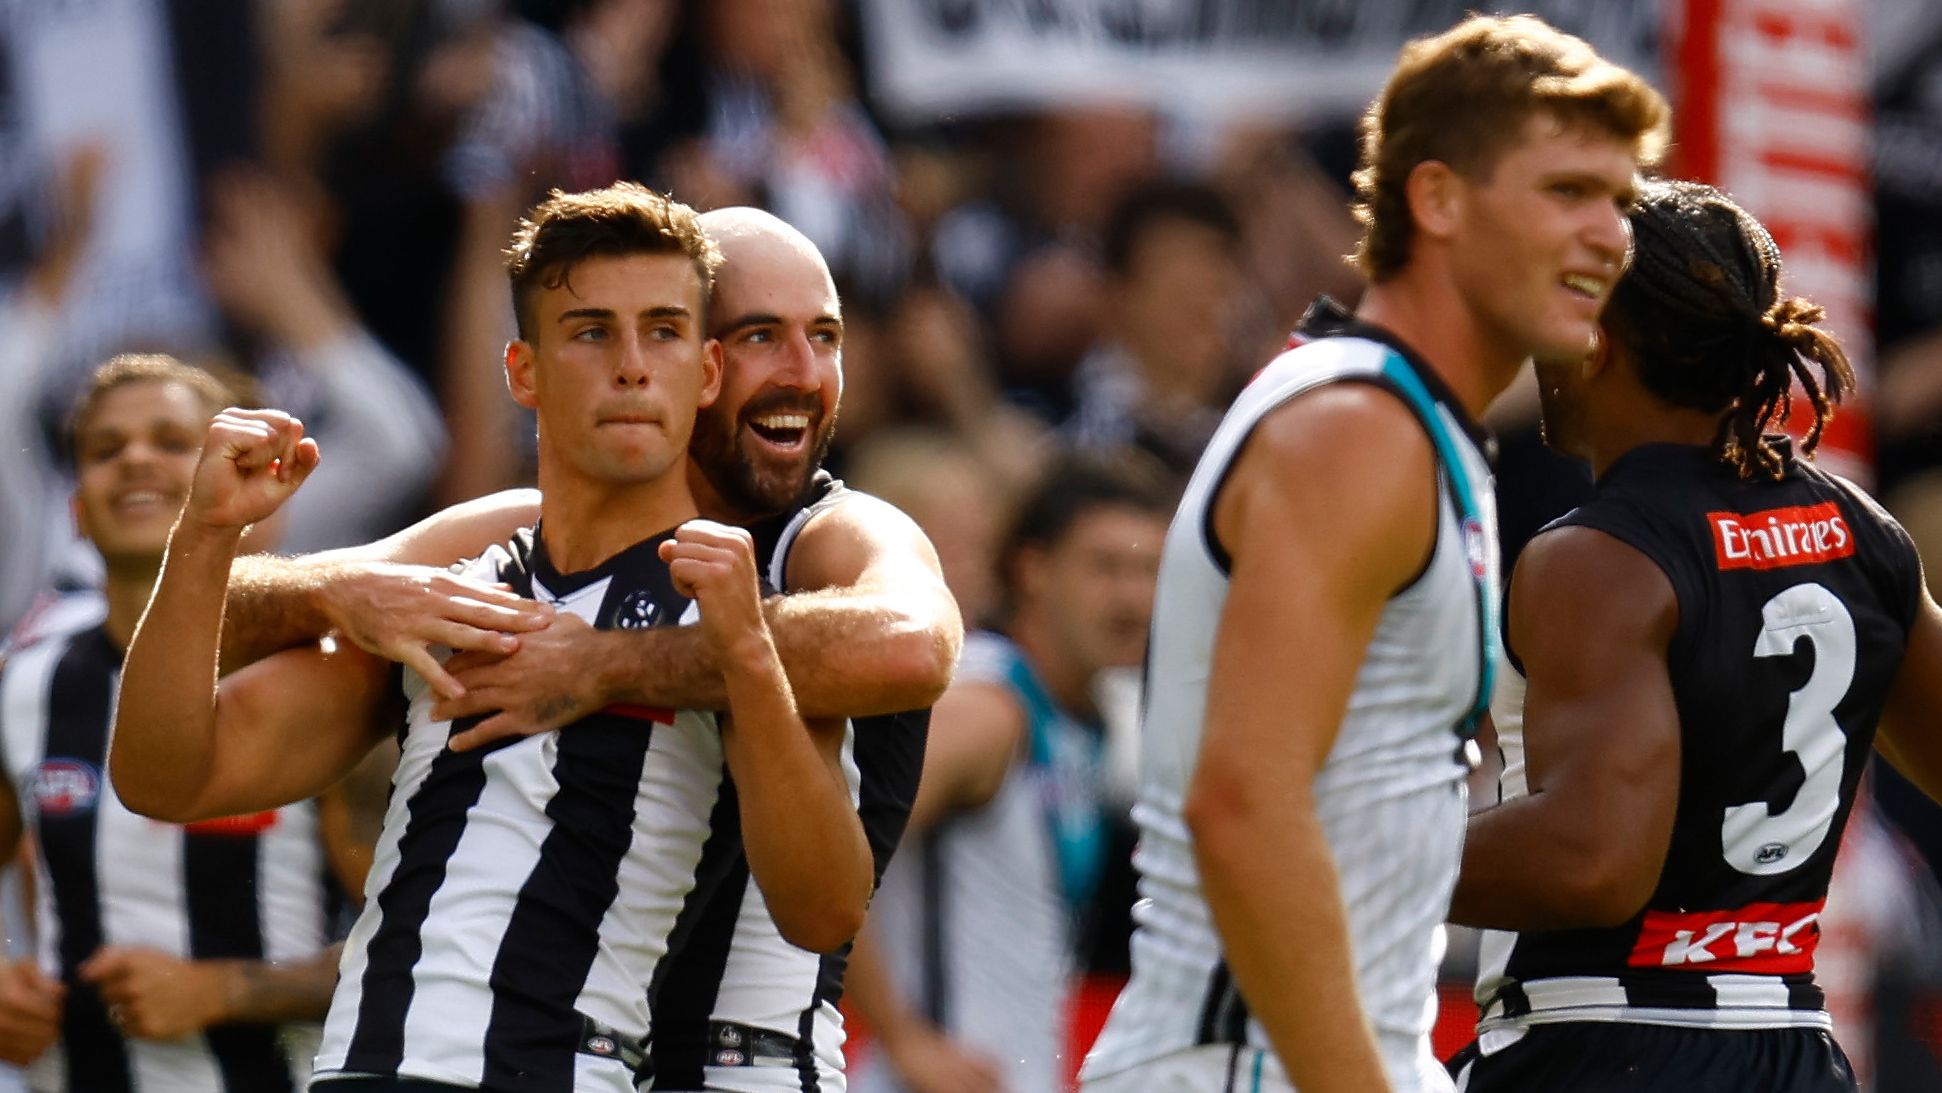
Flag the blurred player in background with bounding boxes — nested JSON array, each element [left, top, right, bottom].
[[0, 355, 356, 1092]]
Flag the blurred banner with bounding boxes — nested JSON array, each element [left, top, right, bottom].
[[1671, 0, 1874, 473], [861, 0, 1660, 123]]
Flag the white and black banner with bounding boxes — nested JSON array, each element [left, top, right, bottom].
[[860, 0, 1661, 123]]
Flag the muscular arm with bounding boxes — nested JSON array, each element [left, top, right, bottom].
[[1182, 388, 1434, 1093], [442, 491, 962, 748], [666, 524, 871, 953], [595, 492, 961, 715], [219, 488, 542, 670], [115, 411, 401, 822], [1448, 527, 1682, 930], [116, 517, 400, 822]]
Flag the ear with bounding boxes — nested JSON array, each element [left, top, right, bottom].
[[1583, 325, 1616, 379], [506, 339, 539, 411], [698, 339, 723, 411], [1405, 160, 1465, 243]]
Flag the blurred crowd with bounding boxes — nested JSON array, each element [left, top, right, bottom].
[[7, 0, 1942, 1089], [0, 0, 1376, 640]]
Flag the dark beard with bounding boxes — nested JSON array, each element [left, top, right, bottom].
[[690, 408, 837, 520]]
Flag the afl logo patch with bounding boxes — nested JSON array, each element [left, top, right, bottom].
[[29, 759, 101, 817], [1462, 515, 1490, 580], [615, 590, 660, 630]]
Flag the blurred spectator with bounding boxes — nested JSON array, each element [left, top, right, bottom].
[[0, 0, 235, 374], [199, 170, 447, 550], [1872, 0, 1942, 472], [0, 147, 104, 637], [1203, 124, 1366, 356], [844, 426, 1011, 629], [0, 164, 444, 636], [1063, 182, 1248, 478], [846, 448, 1172, 1093], [655, 0, 906, 302], [931, 105, 1161, 418]]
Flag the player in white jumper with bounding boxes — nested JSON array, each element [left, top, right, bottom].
[[1081, 15, 1668, 1093]]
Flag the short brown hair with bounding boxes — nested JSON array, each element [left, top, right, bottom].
[[64, 354, 257, 468], [504, 182, 720, 339], [1351, 14, 1670, 281]]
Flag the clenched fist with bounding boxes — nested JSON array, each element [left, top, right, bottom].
[[658, 520, 770, 658], [187, 408, 322, 530]]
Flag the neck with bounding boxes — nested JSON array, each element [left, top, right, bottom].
[[1355, 275, 1526, 419], [537, 463, 700, 574], [1009, 613, 1099, 721], [1587, 409, 1725, 482], [685, 459, 756, 526], [101, 558, 162, 651]]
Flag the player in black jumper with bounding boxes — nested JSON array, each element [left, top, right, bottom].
[[1449, 178, 1942, 1092]]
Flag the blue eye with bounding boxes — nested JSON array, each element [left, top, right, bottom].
[[574, 326, 609, 342]]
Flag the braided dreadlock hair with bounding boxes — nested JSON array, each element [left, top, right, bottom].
[[1602, 179, 1855, 480]]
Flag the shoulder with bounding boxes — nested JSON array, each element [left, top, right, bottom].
[[1512, 525, 1678, 649], [1244, 380, 1435, 460], [1218, 383, 1436, 549], [784, 488, 942, 594]]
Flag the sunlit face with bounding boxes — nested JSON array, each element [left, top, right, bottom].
[[690, 235, 844, 520], [1021, 505, 1168, 676], [507, 252, 720, 489], [1444, 114, 1640, 365], [71, 380, 209, 567]]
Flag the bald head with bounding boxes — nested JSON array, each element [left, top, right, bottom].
[[687, 207, 846, 521], [697, 207, 837, 321]]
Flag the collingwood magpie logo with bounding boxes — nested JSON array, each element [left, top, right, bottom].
[[616, 590, 660, 630]]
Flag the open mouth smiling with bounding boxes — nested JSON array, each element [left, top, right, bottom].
[[747, 411, 812, 451]]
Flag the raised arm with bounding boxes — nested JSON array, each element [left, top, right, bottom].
[[1448, 526, 1682, 930], [440, 490, 962, 750], [1182, 387, 1434, 1093], [662, 521, 871, 953], [114, 410, 399, 822]]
